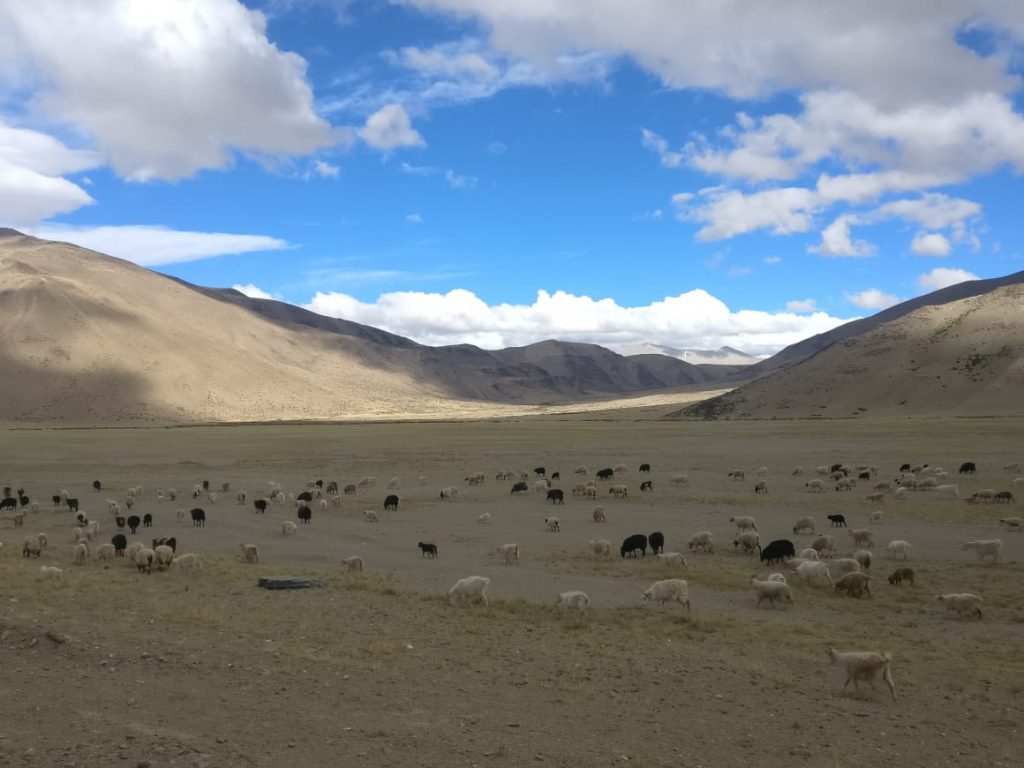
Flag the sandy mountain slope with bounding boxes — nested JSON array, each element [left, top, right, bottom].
[[672, 283, 1024, 419]]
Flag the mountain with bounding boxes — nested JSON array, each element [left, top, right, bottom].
[[671, 281, 1024, 419], [0, 231, 717, 424], [615, 342, 759, 366]]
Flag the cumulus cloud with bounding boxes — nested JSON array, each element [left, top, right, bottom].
[[314, 160, 340, 178], [845, 288, 900, 310], [674, 186, 819, 241], [359, 104, 425, 150], [786, 298, 817, 313], [911, 232, 952, 256], [304, 287, 853, 355], [25, 224, 289, 266], [445, 169, 476, 188], [918, 267, 979, 291], [810, 215, 876, 258], [232, 283, 277, 300], [1, 0, 335, 181], [641, 128, 684, 168]]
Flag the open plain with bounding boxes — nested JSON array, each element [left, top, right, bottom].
[[1, 416, 1023, 768]]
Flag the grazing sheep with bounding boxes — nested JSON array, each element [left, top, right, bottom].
[[573, 465, 588, 476], [620, 534, 648, 558], [556, 590, 590, 614], [792, 466, 804, 476], [849, 528, 874, 548], [282, 521, 298, 536], [358, 476, 377, 489], [994, 491, 1015, 504], [592, 505, 607, 523], [798, 547, 819, 561], [642, 579, 690, 610], [125, 541, 142, 563], [440, 487, 459, 500], [134, 548, 155, 574], [962, 539, 1002, 563], [152, 536, 176, 553], [173, 553, 203, 571], [728, 469, 745, 481], [510, 481, 529, 494], [39, 565, 63, 583], [344, 484, 357, 495], [733, 530, 761, 555], [935, 484, 960, 499], [999, 517, 1023, 533], [885, 540, 912, 560], [852, 549, 873, 570], [669, 473, 690, 486], [532, 479, 550, 494], [766, 573, 787, 583], [730, 515, 758, 532], [546, 488, 565, 504], [827, 648, 896, 700], [418, 542, 438, 558], [888, 567, 915, 586], [388, 476, 402, 490], [688, 531, 714, 554], [648, 531, 665, 555], [72, 526, 87, 543], [836, 478, 854, 492], [384, 494, 399, 511], [1004, 462, 1023, 474], [341, 555, 364, 573], [827, 514, 847, 528], [893, 486, 909, 501], [806, 479, 825, 493], [967, 489, 997, 504], [497, 543, 520, 565], [792, 516, 815, 535], [760, 539, 795, 565], [958, 462, 977, 474], [834, 571, 872, 598], [640, 481, 653, 492], [750, 576, 793, 608], [544, 516, 561, 532], [154, 545, 174, 571], [72, 541, 89, 565], [869, 510, 884, 523], [936, 593, 983, 619], [363, 510, 378, 523], [657, 551, 687, 568], [590, 539, 612, 558], [608, 483, 628, 498], [810, 534, 835, 555], [831, 558, 862, 577], [240, 544, 260, 564], [22, 534, 43, 558], [297, 506, 312, 525], [448, 575, 490, 606], [476, 512, 492, 524], [96, 542, 115, 564], [793, 560, 833, 586]]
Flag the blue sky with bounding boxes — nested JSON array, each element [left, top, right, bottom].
[[2, 1, 1023, 354]]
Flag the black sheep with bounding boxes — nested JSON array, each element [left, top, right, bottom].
[[18, 494, 30, 508], [111, 533, 127, 556], [191, 508, 206, 526], [510, 481, 529, 494], [640, 481, 653, 492], [142, 513, 153, 527], [153, 536, 177, 552], [958, 462, 977, 474], [0, 498, 16, 512], [326, 481, 339, 495], [66, 498, 79, 512], [620, 533, 648, 558], [596, 468, 614, 480], [202, 480, 210, 491], [533, 467, 546, 477], [639, 463, 651, 473], [899, 463, 912, 472], [92, 480, 102, 492], [115, 516, 126, 529], [648, 531, 665, 554], [297, 491, 313, 503], [546, 488, 564, 504], [828, 514, 847, 527], [551, 471, 560, 481], [51, 495, 62, 506], [384, 494, 399, 511], [254, 499, 268, 514], [760, 539, 796, 565], [418, 541, 438, 558], [297, 505, 312, 524], [127, 515, 140, 534]]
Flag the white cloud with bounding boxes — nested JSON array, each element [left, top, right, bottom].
[[763, 256, 782, 265], [918, 267, 979, 291], [314, 160, 340, 178], [631, 209, 663, 222], [845, 288, 900, 310], [675, 186, 819, 241], [874, 193, 982, 230], [911, 232, 952, 256], [232, 283, 277, 300], [641, 128, 684, 168], [406, 213, 423, 223], [486, 140, 507, 154], [359, 104, 425, 150], [809, 215, 876, 258], [786, 298, 817, 313], [401, 44, 499, 80], [727, 266, 752, 277], [1, 0, 335, 181], [445, 169, 477, 189], [25, 224, 289, 266], [304, 287, 853, 355]]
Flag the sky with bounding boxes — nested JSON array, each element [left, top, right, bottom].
[[2, 0, 1023, 355]]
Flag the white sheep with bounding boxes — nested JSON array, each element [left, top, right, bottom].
[[642, 579, 690, 610], [999, 517, 1023, 533], [848, 528, 874, 548], [688, 531, 714, 553], [766, 573, 787, 583], [96, 543, 115, 564], [827, 648, 896, 700], [357, 476, 377, 489], [734, 530, 761, 554], [363, 510, 378, 523], [341, 555, 364, 572], [798, 547, 819, 561], [792, 560, 832, 586], [440, 486, 459, 500], [893, 486, 909, 500], [1003, 462, 1023, 473], [962, 539, 1002, 563], [448, 575, 490, 606], [556, 590, 590, 614], [805, 479, 825, 493], [792, 516, 815, 535], [592, 506, 606, 523], [173, 553, 204, 571], [852, 549, 873, 570], [240, 543, 260, 563], [750, 576, 793, 608], [476, 512, 493, 524], [936, 593, 983, 619], [869, 510, 884, 523], [730, 515, 758, 532], [831, 558, 862, 577], [792, 466, 804, 476], [154, 545, 174, 571], [282, 520, 298, 536], [387, 476, 401, 489], [87, 519, 100, 538], [573, 465, 588, 476], [885, 540, 912, 560], [935, 484, 959, 499], [669, 473, 689, 485], [656, 551, 687, 568], [22, 534, 43, 558], [39, 565, 63, 583], [757, 466, 769, 477], [497, 543, 520, 565], [134, 547, 155, 573], [544, 516, 561, 532], [608, 483, 628, 498], [589, 538, 612, 557], [72, 526, 87, 543], [125, 541, 143, 563], [72, 541, 89, 565]]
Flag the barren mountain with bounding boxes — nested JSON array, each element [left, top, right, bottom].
[[673, 282, 1024, 419], [0, 231, 711, 424]]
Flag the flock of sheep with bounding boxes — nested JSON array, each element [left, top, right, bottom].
[[3, 455, 1020, 703]]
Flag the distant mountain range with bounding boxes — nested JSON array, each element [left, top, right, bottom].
[[613, 343, 760, 366]]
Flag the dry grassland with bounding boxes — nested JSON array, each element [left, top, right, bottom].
[[1, 416, 1022, 767]]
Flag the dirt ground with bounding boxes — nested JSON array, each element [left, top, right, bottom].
[[1, 417, 1022, 768]]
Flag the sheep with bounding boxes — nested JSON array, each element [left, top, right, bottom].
[[967, 489, 996, 503], [999, 517, 1023, 533], [1004, 462, 1023, 474], [805, 479, 825, 493], [173, 553, 204, 571], [240, 543, 260, 564], [544, 516, 561, 533], [532, 479, 550, 494], [750, 576, 793, 608], [153, 545, 174, 570], [869, 510, 884, 523], [448, 575, 490, 606], [962, 539, 1003, 563], [688, 531, 714, 554], [92, 542, 113, 564], [22, 534, 43, 558], [730, 515, 758, 532], [125, 541, 143, 563], [642, 579, 690, 610], [497, 543, 520, 565], [792, 466, 804, 476], [865, 491, 885, 504], [573, 465, 588, 476], [994, 491, 1015, 504], [357, 476, 377, 489], [657, 551, 687, 568], [590, 538, 612, 558], [669, 473, 689, 485], [766, 573, 787, 583], [648, 531, 665, 555], [72, 526, 87, 543], [835, 478, 854, 492], [134, 548, 155, 574], [873, 482, 894, 495], [934, 484, 959, 499], [440, 486, 459, 500], [936, 593, 983, 619], [620, 534, 648, 558], [282, 521, 298, 536], [827, 648, 896, 700], [885, 540, 912, 560], [733, 530, 761, 555], [556, 590, 590, 615], [547, 488, 565, 504], [612, 463, 627, 474], [640, 480, 654, 493], [418, 542, 438, 558], [363, 510, 378, 523], [852, 549, 873, 570], [834, 571, 872, 598], [72, 541, 89, 565], [826, 514, 847, 528], [893, 486, 909, 500], [39, 564, 63, 582], [815, 465, 830, 476], [810, 534, 834, 555], [792, 560, 832, 586], [297, 506, 312, 525], [592, 505, 606, 523], [798, 547, 819, 561], [848, 528, 874, 548], [476, 512, 492, 524], [728, 469, 745, 481], [343, 484, 357, 496], [388, 476, 402, 489], [888, 567, 915, 586], [792, 516, 815, 535], [831, 558, 862, 577], [341, 555, 364, 572], [608, 484, 628, 498]]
